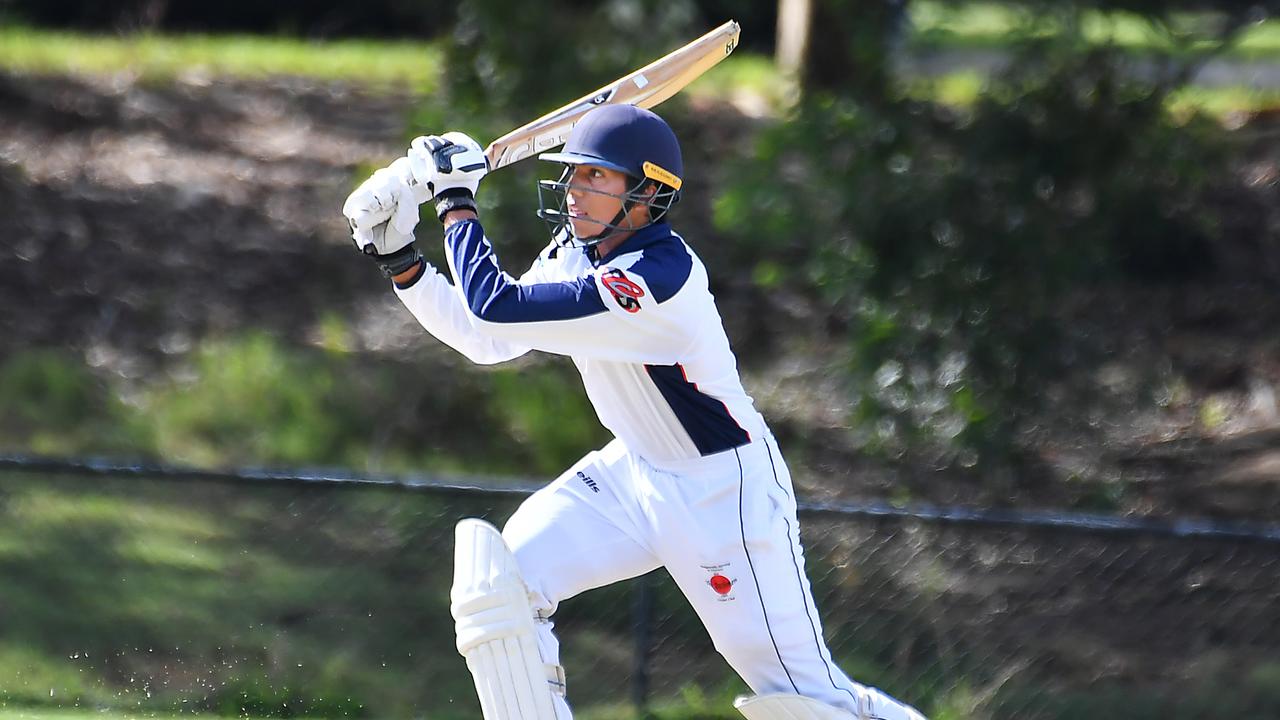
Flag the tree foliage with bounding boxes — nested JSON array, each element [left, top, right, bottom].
[[717, 9, 1232, 467]]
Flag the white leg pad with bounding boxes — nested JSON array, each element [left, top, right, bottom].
[[735, 691, 927, 720], [452, 518, 564, 720]]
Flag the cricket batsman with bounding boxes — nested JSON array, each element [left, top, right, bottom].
[[342, 104, 927, 720]]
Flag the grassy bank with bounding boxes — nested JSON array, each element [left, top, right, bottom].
[[905, 69, 1280, 118], [909, 0, 1280, 58], [0, 471, 759, 720], [0, 470, 677, 719], [0, 337, 608, 479], [1, 23, 1277, 115], [0, 25, 773, 108], [0, 27, 443, 92], [0, 471, 469, 718]]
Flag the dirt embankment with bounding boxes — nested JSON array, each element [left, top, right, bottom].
[[0, 71, 418, 361]]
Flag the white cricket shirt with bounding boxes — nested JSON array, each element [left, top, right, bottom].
[[394, 219, 765, 466]]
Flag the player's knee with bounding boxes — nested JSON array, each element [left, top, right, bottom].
[[500, 524, 558, 613]]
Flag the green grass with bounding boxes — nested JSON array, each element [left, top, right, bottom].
[[0, 711, 331, 720], [0, 337, 610, 478], [0, 711, 211, 720], [0, 23, 783, 112], [0, 472, 761, 720], [0, 471, 491, 718], [909, 0, 1280, 59], [0, 21, 1275, 116], [911, 0, 1280, 58], [686, 53, 791, 112], [1167, 84, 1280, 117], [904, 69, 1280, 116], [0, 26, 442, 92]]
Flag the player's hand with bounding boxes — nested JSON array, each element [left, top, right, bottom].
[[407, 132, 488, 221], [342, 157, 431, 277]]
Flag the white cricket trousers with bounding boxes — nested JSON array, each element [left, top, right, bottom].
[[502, 431, 871, 716]]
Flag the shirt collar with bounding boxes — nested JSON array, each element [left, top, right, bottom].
[[592, 222, 674, 266]]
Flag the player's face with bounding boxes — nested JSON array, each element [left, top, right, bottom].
[[564, 164, 629, 238]]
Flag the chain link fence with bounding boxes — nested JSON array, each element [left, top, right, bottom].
[[635, 505, 1280, 719], [1, 456, 1278, 720]]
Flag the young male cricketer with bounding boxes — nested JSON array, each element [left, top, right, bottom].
[[342, 104, 926, 720]]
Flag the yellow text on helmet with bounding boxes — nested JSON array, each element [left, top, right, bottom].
[[642, 161, 683, 190]]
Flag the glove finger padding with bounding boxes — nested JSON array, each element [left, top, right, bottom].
[[344, 158, 426, 256], [409, 132, 488, 199], [391, 178, 424, 237], [342, 169, 395, 234], [435, 132, 487, 174], [407, 136, 440, 198], [389, 155, 434, 207]]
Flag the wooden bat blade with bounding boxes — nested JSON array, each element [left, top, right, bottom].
[[484, 20, 740, 171]]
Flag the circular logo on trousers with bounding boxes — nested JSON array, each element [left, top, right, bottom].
[[710, 574, 733, 595]]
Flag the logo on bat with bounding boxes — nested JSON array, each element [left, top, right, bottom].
[[601, 269, 645, 313]]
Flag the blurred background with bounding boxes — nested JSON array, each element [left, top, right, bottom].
[[1, 0, 1279, 718]]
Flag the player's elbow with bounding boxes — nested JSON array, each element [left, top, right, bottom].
[[467, 291, 531, 329], [469, 299, 500, 323], [455, 341, 523, 366], [465, 283, 511, 324]]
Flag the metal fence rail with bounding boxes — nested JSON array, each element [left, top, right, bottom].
[[2, 454, 1278, 719]]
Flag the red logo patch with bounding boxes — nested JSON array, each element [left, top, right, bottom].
[[710, 574, 733, 595], [601, 269, 645, 313], [702, 562, 736, 601]]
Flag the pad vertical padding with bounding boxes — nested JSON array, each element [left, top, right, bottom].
[[451, 519, 560, 720]]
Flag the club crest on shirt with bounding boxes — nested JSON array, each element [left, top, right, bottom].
[[701, 562, 737, 602], [600, 269, 645, 313]]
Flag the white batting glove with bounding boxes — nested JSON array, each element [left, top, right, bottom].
[[407, 132, 488, 221], [342, 157, 434, 277]]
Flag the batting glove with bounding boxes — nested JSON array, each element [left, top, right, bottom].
[[342, 157, 432, 277], [407, 132, 488, 221]]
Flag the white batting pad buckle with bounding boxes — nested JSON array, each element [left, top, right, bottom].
[[735, 692, 927, 720], [452, 518, 563, 720]]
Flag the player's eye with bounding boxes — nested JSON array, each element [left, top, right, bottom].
[[590, 168, 605, 179]]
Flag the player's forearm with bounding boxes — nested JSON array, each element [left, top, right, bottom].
[[394, 261, 529, 365]]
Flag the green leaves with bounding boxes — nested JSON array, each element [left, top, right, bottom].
[[716, 14, 1228, 468]]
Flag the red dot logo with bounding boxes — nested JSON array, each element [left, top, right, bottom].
[[710, 574, 733, 595]]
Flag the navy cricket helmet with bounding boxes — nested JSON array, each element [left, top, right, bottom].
[[536, 104, 683, 247]]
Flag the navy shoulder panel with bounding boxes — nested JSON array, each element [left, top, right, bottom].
[[625, 235, 693, 304]]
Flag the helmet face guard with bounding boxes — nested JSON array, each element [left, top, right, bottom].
[[536, 164, 681, 248]]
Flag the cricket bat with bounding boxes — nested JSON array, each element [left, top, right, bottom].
[[483, 20, 741, 171]]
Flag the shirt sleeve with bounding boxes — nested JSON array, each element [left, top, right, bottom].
[[443, 218, 692, 364], [393, 260, 532, 366]]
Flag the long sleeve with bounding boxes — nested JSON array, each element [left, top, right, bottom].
[[443, 218, 695, 364], [393, 260, 531, 365]]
